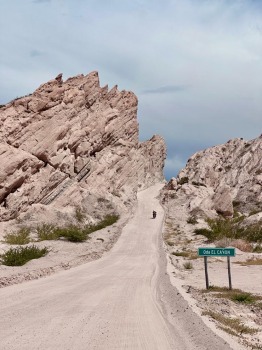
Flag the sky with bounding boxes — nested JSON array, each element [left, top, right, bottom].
[[0, 0, 261, 179]]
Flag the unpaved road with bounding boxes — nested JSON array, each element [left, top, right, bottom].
[[0, 184, 233, 350]]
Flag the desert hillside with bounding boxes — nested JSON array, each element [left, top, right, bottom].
[[161, 135, 262, 349]]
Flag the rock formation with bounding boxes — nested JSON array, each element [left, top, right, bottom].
[[162, 136, 262, 219], [0, 72, 166, 222]]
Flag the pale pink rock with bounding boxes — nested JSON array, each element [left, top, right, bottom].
[[162, 135, 262, 222], [0, 72, 166, 221]]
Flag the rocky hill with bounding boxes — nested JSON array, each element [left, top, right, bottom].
[[161, 136, 262, 350], [0, 71, 166, 223], [162, 135, 262, 220]]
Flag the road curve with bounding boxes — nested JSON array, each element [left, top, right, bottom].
[[0, 184, 232, 350]]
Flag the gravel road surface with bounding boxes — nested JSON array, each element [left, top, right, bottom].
[[0, 184, 233, 349]]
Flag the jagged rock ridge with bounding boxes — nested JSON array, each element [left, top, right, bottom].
[[163, 136, 262, 219], [0, 72, 166, 221]]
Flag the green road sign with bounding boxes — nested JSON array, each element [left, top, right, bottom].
[[198, 248, 235, 257]]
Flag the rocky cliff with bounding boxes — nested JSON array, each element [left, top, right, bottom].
[[163, 136, 262, 220], [0, 72, 166, 222]]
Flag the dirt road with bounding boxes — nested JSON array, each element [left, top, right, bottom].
[[0, 184, 233, 349]]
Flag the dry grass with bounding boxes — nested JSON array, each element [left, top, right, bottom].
[[201, 286, 262, 304], [3, 227, 31, 245], [172, 250, 199, 260], [201, 285, 239, 293], [235, 258, 262, 266], [202, 310, 257, 334]]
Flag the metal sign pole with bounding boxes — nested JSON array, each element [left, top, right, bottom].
[[204, 256, 209, 289], [227, 256, 232, 290]]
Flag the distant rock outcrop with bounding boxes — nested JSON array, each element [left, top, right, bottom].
[[162, 136, 262, 219], [0, 72, 166, 221]]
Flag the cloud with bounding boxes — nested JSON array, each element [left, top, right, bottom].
[[0, 0, 261, 179], [141, 85, 189, 94], [30, 50, 43, 57], [32, 0, 51, 3], [165, 155, 186, 179]]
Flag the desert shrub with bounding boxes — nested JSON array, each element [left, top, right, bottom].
[[178, 177, 189, 185], [231, 293, 256, 304], [206, 218, 235, 239], [0, 246, 48, 266], [232, 200, 241, 208], [112, 190, 121, 197], [253, 244, 262, 253], [195, 218, 262, 243], [97, 197, 106, 203], [187, 216, 198, 225], [249, 209, 261, 216], [173, 251, 198, 259], [36, 215, 119, 243], [183, 261, 193, 270], [85, 214, 119, 234], [192, 181, 206, 187], [172, 251, 189, 257], [238, 224, 262, 242], [37, 223, 58, 241], [194, 228, 213, 240], [3, 227, 31, 245], [74, 206, 86, 223], [236, 258, 262, 266], [54, 226, 88, 242]]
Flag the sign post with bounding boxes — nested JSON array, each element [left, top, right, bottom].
[[204, 256, 209, 289], [198, 248, 235, 290], [227, 256, 232, 290]]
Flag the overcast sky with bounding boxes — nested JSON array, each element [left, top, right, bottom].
[[0, 0, 261, 179]]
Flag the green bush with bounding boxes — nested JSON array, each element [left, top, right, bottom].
[[3, 227, 31, 245], [194, 228, 213, 240], [231, 292, 255, 304], [85, 215, 119, 234], [54, 226, 88, 242], [178, 177, 189, 185], [0, 246, 48, 266], [36, 214, 119, 243], [195, 218, 262, 243], [253, 245, 262, 253], [37, 223, 58, 241]]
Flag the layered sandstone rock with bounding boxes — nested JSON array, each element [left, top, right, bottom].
[[162, 136, 262, 220], [0, 72, 166, 221]]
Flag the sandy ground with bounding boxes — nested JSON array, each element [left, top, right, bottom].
[[163, 198, 262, 350], [0, 184, 237, 350], [0, 214, 128, 287]]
